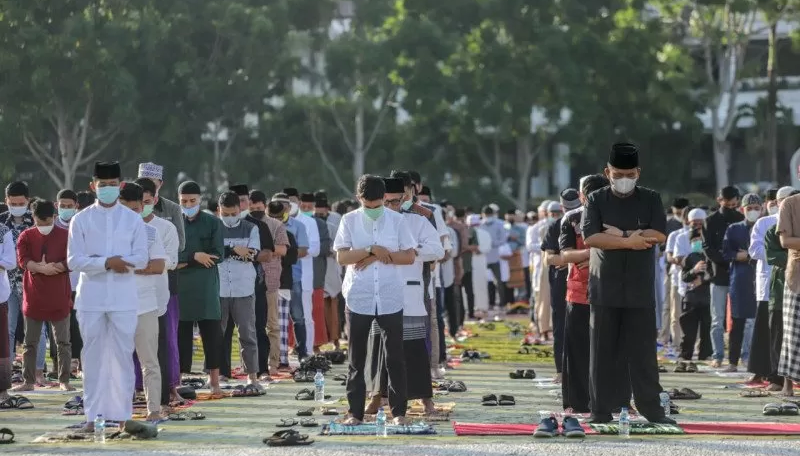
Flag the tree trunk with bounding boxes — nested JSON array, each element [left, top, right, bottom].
[[712, 138, 731, 189], [353, 100, 365, 179], [212, 133, 223, 194], [514, 133, 535, 210], [766, 20, 779, 184]]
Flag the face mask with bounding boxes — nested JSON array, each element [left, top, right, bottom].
[[239, 209, 250, 219], [364, 206, 384, 221], [691, 240, 703, 253], [289, 202, 299, 216], [250, 210, 265, 220], [768, 206, 779, 215], [610, 177, 636, 194], [745, 210, 761, 223], [37, 225, 53, 235], [281, 213, 289, 223], [8, 206, 27, 217], [58, 208, 76, 221], [96, 186, 120, 204], [141, 204, 154, 219], [546, 217, 556, 224], [182, 204, 200, 218], [401, 200, 412, 211], [221, 215, 240, 227], [301, 211, 314, 218], [447, 210, 455, 219]]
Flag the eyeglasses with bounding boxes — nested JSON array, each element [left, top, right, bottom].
[[385, 198, 402, 205]]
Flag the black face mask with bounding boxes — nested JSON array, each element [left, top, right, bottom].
[[250, 210, 265, 220]]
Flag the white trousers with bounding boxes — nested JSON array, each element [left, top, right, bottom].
[[134, 310, 161, 415], [303, 290, 314, 351], [77, 309, 138, 422]]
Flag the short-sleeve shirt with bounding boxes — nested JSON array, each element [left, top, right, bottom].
[[285, 217, 308, 283], [777, 194, 800, 293], [261, 216, 289, 291], [581, 186, 666, 308]]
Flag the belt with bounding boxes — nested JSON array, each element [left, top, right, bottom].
[[407, 281, 421, 286]]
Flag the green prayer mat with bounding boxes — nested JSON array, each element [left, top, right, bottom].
[[588, 423, 685, 435]]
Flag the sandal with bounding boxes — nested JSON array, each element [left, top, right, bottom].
[[168, 412, 189, 421], [447, 381, 467, 393], [295, 389, 314, 401], [300, 418, 318, 427], [523, 369, 536, 379], [263, 429, 314, 447], [781, 402, 799, 416], [321, 408, 339, 416], [509, 370, 525, 379], [740, 389, 770, 398], [0, 428, 13, 444], [277, 418, 298, 428], [678, 388, 702, 400], [296, 408, 314, 417], [62, 396, 84, 415], [481, 394, 498, 406], [763, 403, 781, 416], [0, 396, 33, 410], [498, 394, 516, 406], [333, 374, 348, 382]]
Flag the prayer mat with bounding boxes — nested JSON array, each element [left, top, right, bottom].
[[33, 431, 96, 443], [322, 422, 436, 436], [587, 422, 684, 435], [194, 392, 226, 401], [453, 421, 800, 436], [409, 401, 455, 413]]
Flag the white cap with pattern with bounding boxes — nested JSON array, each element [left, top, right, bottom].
[[138, 162, 163, 180]]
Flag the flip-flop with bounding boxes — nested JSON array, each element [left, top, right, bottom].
[[763, 403, 781, 416], [0, 428, 13, 444], [678, 388, 702, 399], [523, 369, 536, 379], [168, 412, 188, 421], [498, 394, 516, 406], [264, 429, 314, 447], [296, 408, 314, 417], [447, 381, 467, 392], [509, 370, 525, 379], [187, 411, 205, 420], [295, 389, 314, 401], [780, 403, 799, 416], [277, 418, 298, 428], [740, 389, 770, 398], [321, 408, 339, 416], [333, 374, 348, 382], [481, 394, 498, 406], [0, 396, 33, 410], [300, 418, 318, 427]]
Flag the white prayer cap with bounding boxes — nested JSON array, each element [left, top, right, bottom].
[[489, 203, 500, 213], [526, 211, 536, 220], [547, 201, 562, 212], [777, 186, 796, 201], [538, 200, 552, 212], [688, 208, 707, 221], [466, 214, 481, 226], [138, 162, 163, 180]]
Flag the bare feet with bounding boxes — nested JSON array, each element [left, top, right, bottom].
[[422, 398, 436, 415], [392, 416, 408, 425], [11, 383, 34, 392], [710, 359, 722, 369], [170, 388, 185, 403], [554, 373, 563, 384], [342, 416, 362, 425], [258, 374, 273, 383], [145, 412, 161, 421], [210, 386, 223, 396], [364, 395, 383, 415], [59, 383, 76, 392]]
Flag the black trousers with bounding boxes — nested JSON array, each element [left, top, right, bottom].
[[221, 316, 235, 378], [770, 303, 785, 384], [562, 303, 591, 412], [254, 281, 270, 376], [487, 262, 505, 309], [550, 276, 567, 374], [178, 319, 222, 373], [158, 313, 171, 405], [729, 317, 747, 366], [462, 271, 474, 321], [444, 284, 459, 338], [70, 307, 82, 359], [346, 310, 406, 420], [678, 300, 712, 361], [748, 301, 777, 380], [590, 306, 663, 419]]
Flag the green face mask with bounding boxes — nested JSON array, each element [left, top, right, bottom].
[[301, 211, 314, 218], [364, 206, 384, 221], [141, 204, 154, 218], [401, 200, 412, 211]]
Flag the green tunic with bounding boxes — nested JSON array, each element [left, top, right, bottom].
[[766, 225, 787, 312], [178, 211, 224, 321]]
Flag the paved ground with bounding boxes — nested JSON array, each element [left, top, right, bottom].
[[4, 320, 800, 454]]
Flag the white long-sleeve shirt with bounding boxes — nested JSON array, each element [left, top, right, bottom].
[[296, 212, 320, 292], [402, 212, 445, 316], [68, 202, 149, 313], [526, 220, 546, 291], [0, 229, 16, 303], [136, 224, 169, 316], [749, 214, 778, 302], [148, 215, 180, 315]]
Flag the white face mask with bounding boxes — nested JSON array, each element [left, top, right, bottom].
[[289, 202, 299, 216], [37, 225, 53, 235], [768, 206, 779, 215], [610, 177, 637, 194], [745, 210, 761, 222], [9, 206, 27, 217]]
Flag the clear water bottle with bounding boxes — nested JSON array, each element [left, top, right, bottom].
[[375, 407, 387, 437], [660, 391, 671, 417], [314, 370, 325, 402], [94, 414, 106, 443], [618, 407, 630, 439]]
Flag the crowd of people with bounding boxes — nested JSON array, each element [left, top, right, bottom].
[[1, 142, 800, 433]]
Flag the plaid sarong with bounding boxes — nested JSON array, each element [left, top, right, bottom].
[[779, 283, 800, 382], [278, 295, 290, 365]]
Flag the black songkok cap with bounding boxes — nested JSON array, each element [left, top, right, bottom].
[[299, 192, 316, 203], [93, 161, 121, 179], [229, 184, 248, 196], [672, 197, 690, 209], [419, 185, 432, 196], [178, 180, 202, 195], [608, 143, 639, 170], [766, 188, 778, 202], [283, 187, 299, 197], [314, 191, 329, 208], [383, 178, 405, 194]]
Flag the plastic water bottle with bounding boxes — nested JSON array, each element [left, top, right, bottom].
[[94, 415, 106, 443], [314, 370, 325, 402], [660, 391, 671, 417], [375, 407, 387, 437], [618, 407, 630, 439]]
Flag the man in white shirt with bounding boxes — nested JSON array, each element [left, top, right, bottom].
[[526, 201, 552, 335], [0, 224, 17, 402], [334, 175, 417, 426], [135, 178, 180, 410], [68, 161, 148, 429], [120, 183, 168, 421], [284, 188, 320, 355]]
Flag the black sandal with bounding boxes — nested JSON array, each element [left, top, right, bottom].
[[321, 407, 339, 416], [523, 369, 536, 379], [295, 389, 314, 401], [498, 394, 516, 406], [187, 411, 206, 420], [263, 429, 314, 447], [0, 428, 13, 444], [0, 396, 33, 410], [277, 418, 298, 427], [481, 394, 498, 406], [509, 370, 525, 379], [447, 381, 467, 392], [300, 418, 318, 427], [296, 408, 314, 417]]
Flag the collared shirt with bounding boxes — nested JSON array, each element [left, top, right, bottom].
[[68, 202, 149, 312], [666, 226, 689, 285], [323, 213, 343, 298], [18, 226, 70, 321], [295, 213, 320, 292], [400, 211, 444, 316], [136, 224, 169, 316], [147, 216, 180, 315], [481, 217, 508, 264], [673, 229, 692, 297], [219, 219, 260, 298], [285, 217, 308, 284], [749, 214, 777, 302], [526, 220, 546, 291], [0, 227, 15, 303], [440, 226, 457, 288], [312, 216, 330, 289], [55, 216, 79, 290], [153, 196, 186, 251], [333, 208, 415, 316], [0, 211, 34, 293], [261, 216, 289, 292]]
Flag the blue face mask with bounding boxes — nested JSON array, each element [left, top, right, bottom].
[[221, 215, 239, 227], [58, 208, 76, 221], [96, 186, 120, 204], [401, 200, 412, 211], [182, 204, 200, 218], [691, 240, 703, 253]]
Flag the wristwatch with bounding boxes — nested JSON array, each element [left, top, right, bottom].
[[366, 245, 373, 255]]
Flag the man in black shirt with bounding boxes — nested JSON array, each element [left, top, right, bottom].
[[702, 186, 744, 368], [666, 198, 689, 236], [581, 142, 673, 424]]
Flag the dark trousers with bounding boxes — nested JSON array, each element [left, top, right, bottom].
[[346, 310, 406, 421], [487, 262, 505, 309], [562, 303, 591, 412], [729, 317, 747, 366], [254, 281, 270, 375], [770, 303, 785, 384], [70, 306, 82, 359], [523, 266, 531, 301], [748, 301, 778, 380], [550, 276, 567, 374], [590, 306, 663, 419], [221, 318, 235, 378], [444, 284, 459, 338], [178, 319, 222, 373], [678, 300, 712, 361], [158, 313, 170, 405], [462, 271, 474, 321], [436, 287, 446, 363]]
